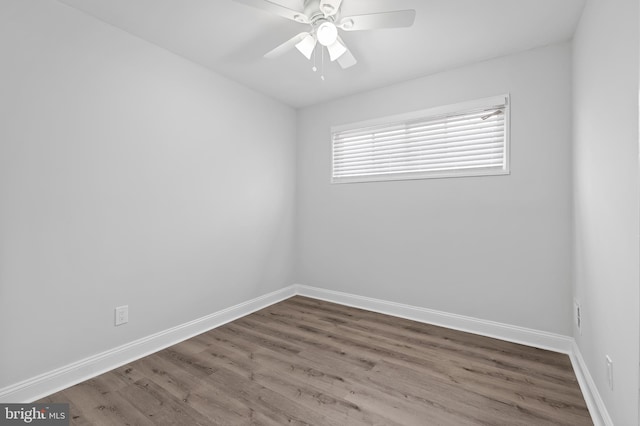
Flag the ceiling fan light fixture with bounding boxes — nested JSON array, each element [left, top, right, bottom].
[[327, 39, 347, 61], [295, 33, 316, 59], [317, 21, 338, 46]]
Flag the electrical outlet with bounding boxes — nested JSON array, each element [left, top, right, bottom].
[[574, 300, 582, 334], [606, 355, 613, 390], [115, 305, 128, 326]]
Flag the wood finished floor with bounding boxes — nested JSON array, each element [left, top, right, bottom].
[[39, 296, 592, 425]]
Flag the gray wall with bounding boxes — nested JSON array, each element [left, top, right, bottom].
[[296, 43, 574, 335], [0, 0, 296, 389], [572, 0, 639, 423]]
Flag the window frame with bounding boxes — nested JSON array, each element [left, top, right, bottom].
[[330, 94, 511, 184]]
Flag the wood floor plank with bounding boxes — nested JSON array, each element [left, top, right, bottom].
[[275, 298, 584, 396], [60, 378, 156, 426], [38, 296, 593, 425], [284, 297, 572, 371], [38, 393, 93, 426], [117, 378, 214, 425], [202, 364, 339, 426], [295, 346, 541, 426]]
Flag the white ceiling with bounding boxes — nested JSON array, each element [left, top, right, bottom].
[[57, 0, 586, 108]]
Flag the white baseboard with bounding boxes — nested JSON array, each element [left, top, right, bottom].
[[0, 285, 296, 403], [294, 284, 573, 354], [1, 282, 610, 426], [569, 341, 613, 426]]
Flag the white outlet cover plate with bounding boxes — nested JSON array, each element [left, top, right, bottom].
[[115, 305, 129, 326]]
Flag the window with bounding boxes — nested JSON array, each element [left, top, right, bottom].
[[331, 95, 510, 183]]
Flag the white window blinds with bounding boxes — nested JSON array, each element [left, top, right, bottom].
[[331, 95, 510, 183]]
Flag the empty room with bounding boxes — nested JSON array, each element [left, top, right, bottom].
[[0, 0, 638, 425]]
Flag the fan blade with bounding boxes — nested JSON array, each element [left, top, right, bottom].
[[265, 32, 310, 59], [336, 37, 357, 69], [327, 38, 347, 61], [233, 0, 309, 24], [338, 10, 416, 31], [319, 0, 342, 17], [295, 33, 317, 60]]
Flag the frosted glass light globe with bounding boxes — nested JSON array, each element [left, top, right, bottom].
[[317, 22, 338, 46]]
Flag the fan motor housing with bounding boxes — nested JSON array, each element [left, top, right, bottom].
[[304, 0, 339, 23]]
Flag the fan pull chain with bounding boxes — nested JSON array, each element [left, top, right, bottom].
[[320, 47, 325, 81], [312, 43, 317, 72]]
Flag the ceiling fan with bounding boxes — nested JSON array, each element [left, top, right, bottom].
[[233, 0, 416, 69]]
